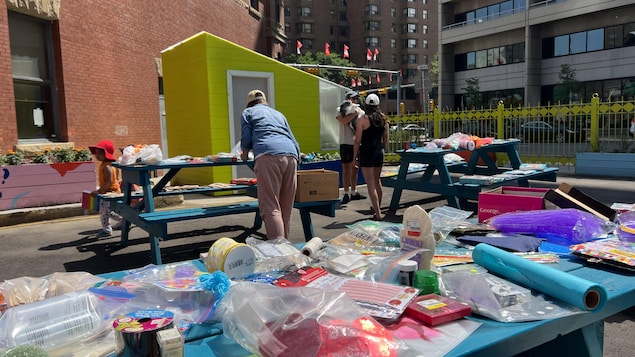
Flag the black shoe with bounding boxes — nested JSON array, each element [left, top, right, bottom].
[[342, 194, 350, 204], [351, 192, 366, 200]]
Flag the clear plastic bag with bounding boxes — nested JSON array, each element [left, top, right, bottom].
[[218, 282, 416, 357], [119, 144, 163, 165]]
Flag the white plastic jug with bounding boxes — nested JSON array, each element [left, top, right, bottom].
[[400, 205, 435, 270]]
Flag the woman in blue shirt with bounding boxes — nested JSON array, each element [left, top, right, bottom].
[[240, 90, 300, 239]]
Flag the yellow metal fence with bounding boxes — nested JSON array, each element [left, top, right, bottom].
[[385, 95, 635, 167]]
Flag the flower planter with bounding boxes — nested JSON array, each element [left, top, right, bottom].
[[575, 153, 635, 178], [299, 159, 366, 188], [0, 162, 96, 210]]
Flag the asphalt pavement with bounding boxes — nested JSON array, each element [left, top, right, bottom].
[[1, 167, 634, 355]]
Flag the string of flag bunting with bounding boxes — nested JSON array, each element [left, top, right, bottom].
[[295, 41, 402, 88]]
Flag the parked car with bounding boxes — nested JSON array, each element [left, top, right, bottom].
[[514, 120, 585, 143], [459, 120, 497, 138]]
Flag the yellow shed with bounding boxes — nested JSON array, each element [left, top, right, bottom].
[[161, 31, 345, 185]]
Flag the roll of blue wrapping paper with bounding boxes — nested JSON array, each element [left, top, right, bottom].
[[471, 243, 607, 311]]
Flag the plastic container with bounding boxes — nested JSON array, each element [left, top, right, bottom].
[[0, 290, 102, 350], [400, 205, 435, 270], [413, 270, 439, 295], [397, 260, 418, 286]]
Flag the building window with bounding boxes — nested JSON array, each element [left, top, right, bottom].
[[340, 12, 347, 21], [423, 0, 428, 4], [391, 54, 397, 64], [365, 4, 379, 16], [423, 25, 428, 34], [423, 10, 428, 20], [250, 0, 259, 11], [423, 40, 428, 49], [285, 23, 291, 33], [339, 27, 349, 36], [392, 23, 397, 33], [391, 8, 396, 17], [366, 21, 380, 31], [284, 6, 291, 16], [330, 10, 336, 21], [403, 38, 417, 49], [365, 36, 380, 47], [298, 6, 312, 17], [340, 0, 348, 5], [298, 23, 314, 34], [391, 39, 397, 48], [423, 54, 428, 64], [403, 23, 417, 33], [301, 38, 313, 49], [402, 54, 418, 64], [9, 11, 59, 140], [403, 8, 416, 18]]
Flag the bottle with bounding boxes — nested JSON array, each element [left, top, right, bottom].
[[400, 205, 435, 270], [397, 260, 418, 286]]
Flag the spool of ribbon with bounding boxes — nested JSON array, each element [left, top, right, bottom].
[[471, 244, 607, 311], [113, 309, 174, 357], [458, 139, 475, 151], [206, 237, 256, 278]]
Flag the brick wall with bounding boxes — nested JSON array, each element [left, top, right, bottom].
[[0, 0, 269, 152]]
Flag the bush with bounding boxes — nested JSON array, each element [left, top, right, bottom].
[[0, 147, 93, 166]]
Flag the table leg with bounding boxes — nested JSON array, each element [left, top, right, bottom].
[[149, 236, 162, 265], [298, 208, 313, 241], [388, 161, 411, 211]]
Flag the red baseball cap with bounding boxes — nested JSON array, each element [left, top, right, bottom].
[[89, 140, 116, 161]]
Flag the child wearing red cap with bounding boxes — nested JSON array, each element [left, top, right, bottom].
[[89, 140, 122, 237]]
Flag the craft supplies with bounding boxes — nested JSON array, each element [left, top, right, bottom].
[[301, 237, 324, 257], [400, 205, 435, 270], [413, 270, 439, 295], [156, 327, 184, 357], [206, 237, 256, 278], [397, 260, 418, 286], [114, 309, 175, 357], [472, 243, 607, 311], [405, 294, 471, 326]]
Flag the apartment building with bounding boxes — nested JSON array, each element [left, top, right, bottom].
[[2, 0, 285, 151], [439, 0, 635, 110], [284, 0, 438, 113]]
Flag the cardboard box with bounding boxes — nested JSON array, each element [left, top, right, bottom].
[[295, 169, 339, 202], [478, 186, 549, 222], [544, 182, 616, 221]]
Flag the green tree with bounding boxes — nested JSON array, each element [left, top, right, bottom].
[[283, 51, 364, 86], [464, 77, 481, 109], [554, 64, 581, 103], [429, 52, 439, 89]]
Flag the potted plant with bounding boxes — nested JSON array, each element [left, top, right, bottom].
[[0, 147, 96, 210]]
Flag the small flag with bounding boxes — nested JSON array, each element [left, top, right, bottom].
[[296, 40, 303, 55], [343, 44, 349, 58], [325, 42, 330, 56], [357, 78, 362, 86], [368, 75, 372, 85], [366, 48, 372, 61], [351, 78, 356, 87], [399, 68, 403, 77], [373, 48, 379, 61], [376, 73, 381, 83], [390, 73, 393, 81]]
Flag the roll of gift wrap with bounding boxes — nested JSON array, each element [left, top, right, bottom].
[[471, 244, 606, 311], [113, 309, 174, 357]]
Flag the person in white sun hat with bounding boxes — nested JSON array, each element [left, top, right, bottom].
[[353, 94, 389, 221]]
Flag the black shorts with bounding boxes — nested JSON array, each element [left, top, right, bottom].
[[340, 144, 354, 163], [359, 148, 384, 167]]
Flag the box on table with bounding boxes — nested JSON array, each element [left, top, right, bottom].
[[544, 182, 616, 221], [404, 293, 471, 326], [478, 186, 549, 222], [295, 169, 339, 202]]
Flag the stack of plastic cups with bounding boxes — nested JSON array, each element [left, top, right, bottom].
[[413, 270, 439, 295]]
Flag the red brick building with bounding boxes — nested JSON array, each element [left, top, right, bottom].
[[0, 0, 286, 152]]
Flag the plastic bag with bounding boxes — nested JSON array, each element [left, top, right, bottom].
[[218, 282, 415, 357], [487, 208, 610, 244], [119, 144, 163, 165]]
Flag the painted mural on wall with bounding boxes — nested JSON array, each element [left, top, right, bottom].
[[0, 163, 96, 210]]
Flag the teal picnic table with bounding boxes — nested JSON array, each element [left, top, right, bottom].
[[381, 139, 559, 210], [106, 159, 339, 264]]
